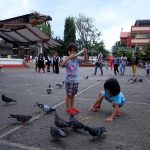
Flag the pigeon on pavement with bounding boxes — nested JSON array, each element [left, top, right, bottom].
[[2, 94, 17, 104], [84, 76, 88, 79], [139, 79, 143, 82], [47, 84, 52, 94], [34, 103, 56, 113], [84, 126, 107, 137], [54, 112, 71, 128], [68, 114, 85, 130], [50, 126, 66, 138], [56, 81, 64, 88], [8, 114, 32, 124]]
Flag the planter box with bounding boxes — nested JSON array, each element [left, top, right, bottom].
[[0, 58, 27, 68]]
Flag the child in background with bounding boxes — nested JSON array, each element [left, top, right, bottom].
[[89, 78, 125, 122], [145, 61, 150, 76], [61, 43, 88, 115]]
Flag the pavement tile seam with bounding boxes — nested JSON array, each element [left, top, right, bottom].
[[0, 139, 41, 150]]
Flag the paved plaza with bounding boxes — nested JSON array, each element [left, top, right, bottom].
[[0, 66, 150, 150]]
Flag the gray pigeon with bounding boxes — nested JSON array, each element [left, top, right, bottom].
[[56, 81, 64, 88], [8, 114, 32, 124], [84, 76, 88, 79], [50, 126, 66, 138], [55, 112, 71, 128], [2, 94, 17, 104], [84, 126, 107, 137], [47, 84, 52, 94], [35, 103, 56, 113], [139, 79, 143, 82], [68, 114, 85, 130]]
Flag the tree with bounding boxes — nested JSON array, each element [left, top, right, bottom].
[[143, 44, 150, 61], [37, 22, 52, 38], [112, 41, 126, 52], [74, 14, 101, 49], [53, 37, 65, 57], [64, 17, 76, 50], [91, 41, 109, 59]]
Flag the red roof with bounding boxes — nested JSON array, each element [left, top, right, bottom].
[[120, 32, 131, 38]]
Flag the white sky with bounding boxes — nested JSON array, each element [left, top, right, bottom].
[[0, 0, 150, 50]]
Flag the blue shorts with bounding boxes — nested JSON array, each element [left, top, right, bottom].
[[65, 82, 79, 96]]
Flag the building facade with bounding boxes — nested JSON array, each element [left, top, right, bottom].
[[120, 20, 150, 50]]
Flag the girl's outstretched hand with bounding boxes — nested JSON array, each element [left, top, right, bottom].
[[105, 117, 113, 122]]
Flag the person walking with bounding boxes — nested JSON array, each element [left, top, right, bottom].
[[108, 54, 114, 71], [130, 53, 139, 79], [93, 52, 104, 76], [120, 52, 127, 75], [113, 53, 120, 75]]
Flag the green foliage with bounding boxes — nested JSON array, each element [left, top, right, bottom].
[[116, 50, 132, 61], [143, 44, 150, 61], [37, 22, 52, 37], [90, 41, 109, 59], [53, 37, 66, 57], [64, 17, 76, 50], [112, 41, 126, 52], [75, 14, 101, 49]]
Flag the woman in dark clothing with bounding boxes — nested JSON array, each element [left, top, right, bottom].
[[113, 53, 120, 75], [38, 53, 45, 73], [53, 52, 60, 74]]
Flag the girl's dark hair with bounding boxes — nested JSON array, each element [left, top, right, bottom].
[[104, 78, 120, 96], [67, 43, 78, 52], [123, 52, 126, 57]]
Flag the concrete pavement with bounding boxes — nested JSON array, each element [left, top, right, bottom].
[[0, 66, 150, 150]]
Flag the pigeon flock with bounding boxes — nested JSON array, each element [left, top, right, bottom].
[[1, 78, 107, 141], [128, 78, 143, 83], [50, 112, 107, 139]]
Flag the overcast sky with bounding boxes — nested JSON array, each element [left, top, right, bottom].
[[0, 0, 150, 50]]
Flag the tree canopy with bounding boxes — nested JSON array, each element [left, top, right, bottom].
[[64, 17, 76, 50], [37, 22, 52, 38]]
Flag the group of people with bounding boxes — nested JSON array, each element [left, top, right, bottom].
[[108, 52, 128, 76], [60, 43, 126, 123], [93, 52, 128, 76], [34, 43, 149, 123], [93, 51, 141, 79], [35, 52, 60, 74]]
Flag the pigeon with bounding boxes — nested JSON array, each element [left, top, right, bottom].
[[84, 76, 88, 79], [34, 103, 56, 113], [54, 112, 71, 128], [84, 126, 107, 137], [50, 126, 66, 138], [68, 114, 85, 130], [139, 79, 143, 82], [2, 94, 17, 104], [8, 114, 32, 124], [56, 81, 64, 88], [130, 78, 137, 83], [47, 84, 52, 94], [128, 78, 133, 81]]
